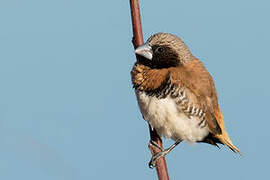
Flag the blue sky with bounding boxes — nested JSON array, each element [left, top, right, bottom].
[[0, 0, 269, 179]]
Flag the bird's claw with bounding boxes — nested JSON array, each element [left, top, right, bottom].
[[148, 160, 156, 169], [148, 150, 169, 169], [148, 139, 182, 168]]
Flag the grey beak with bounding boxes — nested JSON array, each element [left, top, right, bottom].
[[134, 43, 153, 60]]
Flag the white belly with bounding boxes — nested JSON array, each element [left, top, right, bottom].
[[136, 91, 209, 142]]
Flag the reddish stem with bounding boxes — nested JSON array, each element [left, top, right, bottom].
[[129, 0, 170, 179]]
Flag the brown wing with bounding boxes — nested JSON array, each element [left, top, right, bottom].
[[169, 59, 222, 135], [169, 59, 240, 153]]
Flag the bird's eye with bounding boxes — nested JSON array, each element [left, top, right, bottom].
[[156, 47, 164, 53]]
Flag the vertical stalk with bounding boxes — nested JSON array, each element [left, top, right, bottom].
[[129, 1, 170, 179]]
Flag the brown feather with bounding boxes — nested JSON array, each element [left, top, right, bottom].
[[169, 59, 220, 133], [169, 60, 240, 153], [131, 63, 169, 91]]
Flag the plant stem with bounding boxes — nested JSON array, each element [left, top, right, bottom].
[[129, 1, 170, 179]]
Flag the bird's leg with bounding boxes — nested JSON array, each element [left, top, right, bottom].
[[148, 139, 182, 169]]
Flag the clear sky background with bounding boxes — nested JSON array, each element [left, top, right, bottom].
[[0, 0, 269, 179]]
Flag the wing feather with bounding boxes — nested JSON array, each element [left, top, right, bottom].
[[169, 59, 222, 135]]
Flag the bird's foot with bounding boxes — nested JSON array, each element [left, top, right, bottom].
[[149, 149, 171, 168], [148, 139, 182, 169]]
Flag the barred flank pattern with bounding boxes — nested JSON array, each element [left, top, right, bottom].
[[135, 79, 207, 128]]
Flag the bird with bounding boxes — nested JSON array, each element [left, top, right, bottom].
[[131, 32, 240, 168]]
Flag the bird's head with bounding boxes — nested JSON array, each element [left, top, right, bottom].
[[135, 33, 194, 69]]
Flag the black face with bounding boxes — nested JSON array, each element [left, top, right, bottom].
[[150, 45, 179, 69]]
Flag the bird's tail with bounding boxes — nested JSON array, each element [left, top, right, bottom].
[[214, 106, 241, 154], [217, 133, 241, 154]]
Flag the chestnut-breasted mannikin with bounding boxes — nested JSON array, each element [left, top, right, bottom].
[[131, 33, 240, 168]]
